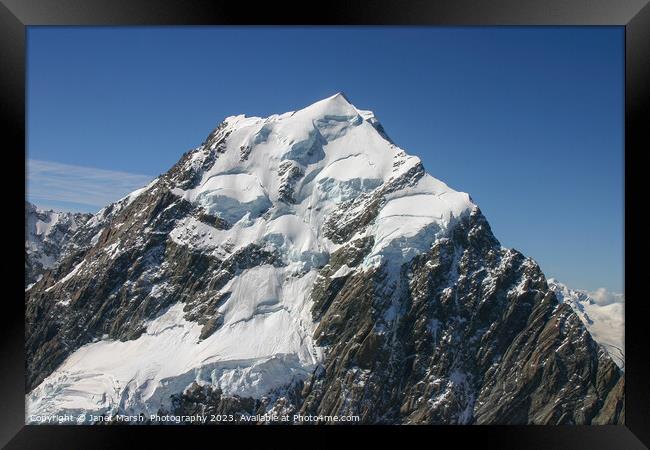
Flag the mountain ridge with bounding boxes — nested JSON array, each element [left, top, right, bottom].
[[25, 201, 92, 287], [25, 94, 623, 424], [547, 278, 624, 369]]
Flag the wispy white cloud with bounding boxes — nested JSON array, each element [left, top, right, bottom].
[[27, 159, 153, 211], [587, 287, 624, 306]]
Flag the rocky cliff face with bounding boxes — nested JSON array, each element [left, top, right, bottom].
[[25, 202, 92, 287], [25, 94, 623, 424], [298, 209, 623, 424]]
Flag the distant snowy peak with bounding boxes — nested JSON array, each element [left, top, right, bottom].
[[25, 202, 92, 287], [26, 202, 84, 242], [548, 279, 624, 369]]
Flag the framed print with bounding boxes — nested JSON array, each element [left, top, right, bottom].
[[1, 0, 648, 448]]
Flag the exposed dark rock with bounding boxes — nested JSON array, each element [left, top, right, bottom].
[[197, 211, 231, 230], [240, 145, 252, 161], [277, 160, 304, 204], [298, 209, 624, 424], [323, 162, 425, 244]]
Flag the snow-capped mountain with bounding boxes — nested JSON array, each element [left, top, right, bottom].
[[548, 279, 624, 369], [25, 94, 624, 424], [25, 202, 92, 287]]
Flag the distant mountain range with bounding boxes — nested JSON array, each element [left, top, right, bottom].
[[25, 201, 91, 287]]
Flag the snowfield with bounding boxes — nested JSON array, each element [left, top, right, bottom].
[[28, 264, 322, 420]]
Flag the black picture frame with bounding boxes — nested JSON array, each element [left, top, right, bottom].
[[2, 0, 648, 448]]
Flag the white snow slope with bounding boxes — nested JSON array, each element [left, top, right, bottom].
[[26, 93, 478, 421], [548, 279, 625, 369]]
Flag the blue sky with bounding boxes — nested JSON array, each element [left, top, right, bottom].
[[26, 27, 624, 292]]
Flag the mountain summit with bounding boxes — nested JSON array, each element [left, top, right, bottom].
[[25, 95, 623, 424]]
